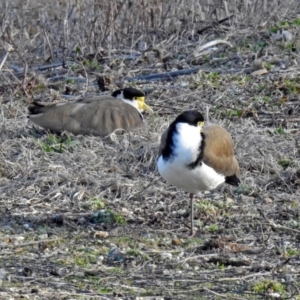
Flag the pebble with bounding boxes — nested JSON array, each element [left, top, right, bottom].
[[0, 269, 6, 279], [264, 197, 273, 204], [108, 247, 124, 262], [94, 231, 109, 238], [160, 252, 172, 260], [172, 239, 181, 246], [225, 196, 234, 204]]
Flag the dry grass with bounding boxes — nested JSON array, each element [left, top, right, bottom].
[[1, 1, 300, 299]]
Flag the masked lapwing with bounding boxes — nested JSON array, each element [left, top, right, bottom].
[[28, 87, 153, 136], [157, 110, 240, 236]]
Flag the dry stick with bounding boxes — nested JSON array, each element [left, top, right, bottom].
[[125, 66, 201, 82], [203, 287, 228, 299], [216, 271, 272, 282], [197, 14, 234, 34], [5, 29, 30, 98], [77, 60, 89, 95], [62, 18, 68, 68], [124, 66, 246, 82], [127, 177, 159, 200], [0, 45, 13, 71], [61, 4, 76, 68], [193, 39, 233, 59], [257, 208, 300, 234], [42, 23, 53, 60], [3, 238, 61, 248]]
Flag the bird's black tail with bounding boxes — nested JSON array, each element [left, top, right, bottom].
[[225, 174, 240, 186], [28, 102, 45, 115]]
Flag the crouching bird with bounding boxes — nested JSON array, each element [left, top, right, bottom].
[[28, 87, 153, 136], [157, 110, 240, 236]]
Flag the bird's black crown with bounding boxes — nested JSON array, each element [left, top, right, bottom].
[[174, 110, 204, 126], [112, 87, 144, 100]]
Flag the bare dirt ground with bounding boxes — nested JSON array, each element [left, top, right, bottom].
[[0, 1, 300, 299]]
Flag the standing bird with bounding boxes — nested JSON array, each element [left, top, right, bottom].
[[28, 87, 153, 136], [157, 110, 240, 236]]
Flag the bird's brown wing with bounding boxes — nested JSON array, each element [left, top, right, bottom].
[[77, 100, 144, 136], [28, 99, 144, 136], [28, 101, 74, 133], [202, 125, 240, 177]]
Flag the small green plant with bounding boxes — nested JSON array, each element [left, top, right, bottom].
[[83, 59, 101, 71], [110, 210, 127, 225], [70, 64, 80, 71], [66, 78, 76, 84], [91, 209, 127, 225], [278, 158, 295, 169], [34, 84, 47, 92], [269, 26, 278, 33], [98, 287, 112, 294], [279, 21, 289, 28], [208, 224, 219, 233], [252, 41, 266, 52], [286, 43, 294, 51], [276, 126, 285, 135], [285, 248, 299, 256], [226, 109, 243, 118], [89, 198, 106, 210], [37, 134, 79, 153], [126, 249, 142, 257], [294, 18, 300, 26], [208, 72, 219, 80], [216, 261, 226, 270], [74, 255, 90, 267], [253, 280, 286, 296], [257, 84, 267, 92], [109, 267, 123, 274], [75, 45, 82, 54], [184, 237, 203, 245], [264, 62, 272, 70], [195, 200, 217, 216]]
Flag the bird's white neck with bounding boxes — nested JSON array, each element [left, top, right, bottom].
[[123, 99, 139, 111], [173, 123, 202, 163]]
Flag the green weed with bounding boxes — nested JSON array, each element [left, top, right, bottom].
[[37, 134, 80, 153], [253, 280, 286, 296]]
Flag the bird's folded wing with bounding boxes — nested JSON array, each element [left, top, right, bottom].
[[202, 125, 240, 177]]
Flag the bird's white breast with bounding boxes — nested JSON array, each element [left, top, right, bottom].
[[157, 123, 225, 193]]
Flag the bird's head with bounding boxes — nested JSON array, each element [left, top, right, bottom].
[[112, 87, 153, 113]]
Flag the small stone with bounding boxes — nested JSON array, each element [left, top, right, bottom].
[[97, 255, 104, 264], [121, 208, 132, 215], [94, 231, 109, 238], [108, 247, 124, 262], [23, 223, 32, 230], [0, 269, 6, 279], [161, 252, 172, 260], [172, 239, 181, 246], [146, 263, 157, 271], [183, 263, 190, 269], [155, 211, 164, 218], [264, 197, 273, 204], [38, 234, 48, 240], [225, 196, 234, 204]]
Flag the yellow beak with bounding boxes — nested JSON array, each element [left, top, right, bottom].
[[137, 97, 153, 113]]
